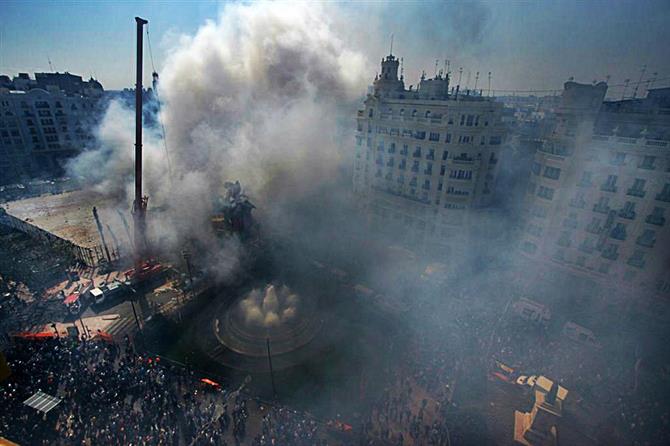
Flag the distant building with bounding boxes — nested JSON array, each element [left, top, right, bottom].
[[353, 54, 508, 256], [0, 72, 105, 184], [520, 82, 670, 300]]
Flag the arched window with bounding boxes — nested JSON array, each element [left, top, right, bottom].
[[368, 108, 374, 118]]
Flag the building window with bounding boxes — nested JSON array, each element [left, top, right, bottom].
[[521, 241, 537, 254], [429, 132, 440, 142], [610, 152, 626, 166], [489, 135, 502, 145], [601, 174, 618, 192], [368, 108, 374, 118], [413, 147, 422, 158], [610, 223, 627, 241], [636, 229, 656, 248], [445, 133, 451, 143], [427, 148, 435, 160], [440, 165, 446, 176], [537, 186, 554, 200], [639, 155, 655, 170], [646, 207, 665, 226], [543, 166, 561, 180], [531, 162, 541, 176], [579, 171, 593, 187]]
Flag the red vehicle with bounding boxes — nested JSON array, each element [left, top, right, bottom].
[[124, 261, 166, 290], [63, 292, 84, 315]]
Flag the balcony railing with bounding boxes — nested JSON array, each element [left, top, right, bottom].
[[591, 134, 669, 150], [569, 198, 586, 209], [593, 204, 610, 214], [618, 210, 636, 220], [636, 237, 655, 248], [656, 193, 670, 203], [627, 257, 645, 268], [452, 156, 475, 164], [627, 188, 646, 198], [645, 215, 665, 226], [585, 224, 602, 234], [602, 250, 619, 261], [610, 229, 626, 241], [579, 242, 594, 253]]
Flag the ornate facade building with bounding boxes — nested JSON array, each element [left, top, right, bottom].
[[353, 54, 508, 255]]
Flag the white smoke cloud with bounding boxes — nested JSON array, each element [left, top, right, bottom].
[[66, 1, 370, 268], [239, 284, 300, 328]]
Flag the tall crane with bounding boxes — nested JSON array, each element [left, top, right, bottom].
[[133, 17, 149, 266]]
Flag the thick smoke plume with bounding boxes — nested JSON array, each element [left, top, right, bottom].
[[67, 1, 369, 265]]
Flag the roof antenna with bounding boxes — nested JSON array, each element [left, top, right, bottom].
[[621, 79, 630, 100], [474, 71, 480, 91], [458, 67, 463, 86], [434, 59, 439, 77], [632, 64, 646, 99], [488, 72, 492, 97], [647, 72, 658, 92], [400, 57, 404, 80], [48, 55, 54, 72], [389, 33, 394, 56]]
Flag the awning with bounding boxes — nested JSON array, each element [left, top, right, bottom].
[[23, 391, 62, 413]]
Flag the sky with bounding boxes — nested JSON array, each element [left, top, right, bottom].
[[1, 0, 669, 96]]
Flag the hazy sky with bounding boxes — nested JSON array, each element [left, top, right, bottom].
[[1, 0, 669, 96]]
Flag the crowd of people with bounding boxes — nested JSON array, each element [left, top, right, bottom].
[[0, 336, 340, 445], [3, 269, 670, 446]]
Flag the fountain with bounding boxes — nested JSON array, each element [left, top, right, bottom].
[[215, 284, 322, 358]]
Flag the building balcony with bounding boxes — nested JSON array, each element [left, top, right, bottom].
[[645, 215, 665, 226], [557, 237, 571, 248], [569, 198, 585, 209], [600, 184, 617, 193], [602, 250, 619, 261], [627, 188, 646, 198], [579, 242, 594, 253], [585, 224, 602, 235], [636, 237, 655, 248], [656, 193, 670, 203], [627, 257, 645, 269], [618, 210, 636, 220], [593, 204, 610, 214], [452, 156, 475, 164], [610, 229, 626, 241]]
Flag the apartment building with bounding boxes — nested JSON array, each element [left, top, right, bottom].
[[353, 54, 507, 255], [0, 72, 105, 184], [520, 82, 670, 299]]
